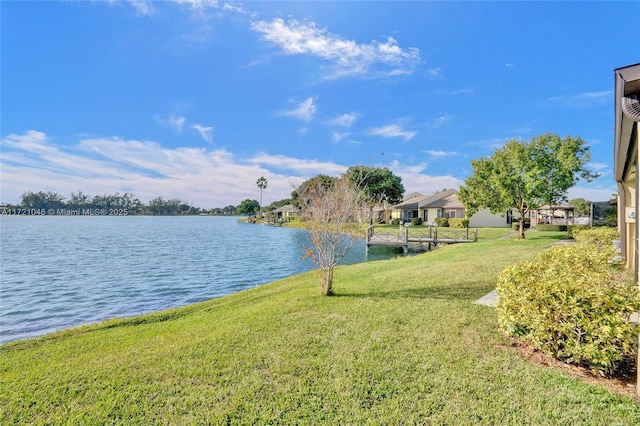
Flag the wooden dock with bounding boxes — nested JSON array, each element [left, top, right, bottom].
[[365, 225, 477, 253]]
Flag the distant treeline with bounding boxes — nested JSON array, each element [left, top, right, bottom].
[[1, 190, 238, 216]]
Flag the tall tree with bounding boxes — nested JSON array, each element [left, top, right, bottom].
[[291, 174, 337, 209], [459, 133, 598, 239], [69, 190, 91, 209], [256, 176, 268, 214], [346, 165, 404, 224], [297, 175, 365, 296], [20, 190, 65, 211], [569, 197, 590, 217], [237, 199, 260, 215]]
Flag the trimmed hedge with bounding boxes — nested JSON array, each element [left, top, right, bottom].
[[448, 218, 469, 228], [435, 217, 449, 227], [497, 227, 640, 375], [411, 217, 423, 226], [567, 224, 590, 238], [574, 227, 620, 246], [511, 220, 530, 231], [536, 224, 567, 232], [391, 218, 401, 225]]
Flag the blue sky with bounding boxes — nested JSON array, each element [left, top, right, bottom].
[[2, 1, 638, 208]]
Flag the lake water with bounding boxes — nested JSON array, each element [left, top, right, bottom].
[[0, 215, 404, 343]]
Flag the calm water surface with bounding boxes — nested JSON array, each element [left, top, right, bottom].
[[0, 216, 404, 343]]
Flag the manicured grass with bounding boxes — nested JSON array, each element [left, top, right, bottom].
[[1, 231, 638, 424]]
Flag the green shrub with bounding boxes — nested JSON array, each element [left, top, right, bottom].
[[411, 217, 423, 226], [391, 218, 400, 225], [497, 236, 639, 376], [435, 217, 449, 227], [567, 224, 590, 238], [574, 227, 619, 246], [448, 218, 469, 228], [511, 220, 530, 230], [536, 224, 567, 232]]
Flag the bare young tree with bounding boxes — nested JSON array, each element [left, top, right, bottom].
[[297, 175, 365, 296]]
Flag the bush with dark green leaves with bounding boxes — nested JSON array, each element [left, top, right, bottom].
[[497, 227, 640, 375], [511, 219, 530, 231], [411, 217, 423, 226], [391, 218, 400, 225], [435, 217, 449, 227], [448, 218, 469, 228], [536, 224, 567, 232]]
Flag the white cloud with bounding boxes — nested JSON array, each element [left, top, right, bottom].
[[547, 91, 612, 107], [129, 0, 157, 16], [465, 137, 515, 150], [425, 67, 443, 79], [368, 124, 416, 142], [192, 124, 213, 143], [428, 114, 452, 129], [1, 131, 479, 209], [332, 132, 350, 143], [169, 114, 186, 131], [566, 186, 616, 202], [588, 162, 609, 172], [0, 131, 347, 207], [246, 152, 345, 175], [388, 161, 464, 196], [170, 0, 246, 15], [425, 150, 457, 157], [451, 88, 474, 96], [104, 0, 157, 16], [281, 97, 316, 122], [251, 18, 421, 79], [329, 113, 357, 128], [172, 0, 219, 10]]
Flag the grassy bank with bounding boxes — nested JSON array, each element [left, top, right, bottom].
[[2, 231, 639, 424]]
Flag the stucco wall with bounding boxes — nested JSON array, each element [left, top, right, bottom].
[[468, 208, 510, 228]]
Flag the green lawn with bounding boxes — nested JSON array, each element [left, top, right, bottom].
[[1, 230, 639, 424]]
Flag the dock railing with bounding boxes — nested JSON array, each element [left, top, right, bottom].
[[365, 225, 408, 247], [408, 226, 477, 242], [366, 225, 478, 252]]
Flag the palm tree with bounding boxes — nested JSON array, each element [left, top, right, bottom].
[[256, 176, 268, 215]]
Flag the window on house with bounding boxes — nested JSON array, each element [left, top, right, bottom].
[[444, 209, 456, 218]]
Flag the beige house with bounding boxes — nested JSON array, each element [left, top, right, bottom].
[[614, 63, 640, 279], [388, 192, 429, 223], [388, 189, 510, 227], [419, 189, 466, 224], [468, 208, 512, 228], [272, 204, 298, 221], [613, 63, 640, 395]]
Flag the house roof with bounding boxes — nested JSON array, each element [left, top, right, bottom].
[[614, 62, 640, 183], [402, 191, 424, 201], [537, 204, 575, 211], [418, 189, 463, 209], [390, 188, 469, 210], [272, 204, 297, 213], [390, 194, 429, 210]]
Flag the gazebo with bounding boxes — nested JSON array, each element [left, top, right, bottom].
[[531, 205, 575, 227]]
